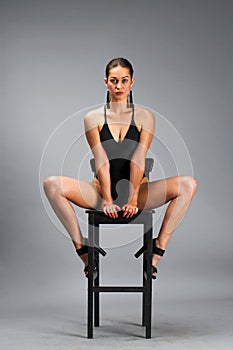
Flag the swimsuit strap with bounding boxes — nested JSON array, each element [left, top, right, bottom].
[[104, 104, 107, 124], [104, 104, 135, 124], [131, 104, 135, 124]]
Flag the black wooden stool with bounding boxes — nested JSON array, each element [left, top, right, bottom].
[[85, 158, 155, 338]]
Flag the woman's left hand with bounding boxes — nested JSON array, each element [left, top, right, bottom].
[[122, 203, 139, 218]]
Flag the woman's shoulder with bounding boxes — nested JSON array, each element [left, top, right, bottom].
[[134, 104, 155, 118], [134, 105, 155, 130], [84, 105, 105, 130]]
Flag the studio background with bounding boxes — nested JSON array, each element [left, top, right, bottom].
[[1, 0, 233, 349]]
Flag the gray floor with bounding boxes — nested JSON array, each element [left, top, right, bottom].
[[1, 234, 232, 349], [1, 293, 232, 350]]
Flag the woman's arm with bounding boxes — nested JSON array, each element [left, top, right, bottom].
[[128, 140, 150, 205], [84, 111, 121, 217], [84, 112, 112, 203], [123, 109, 155, 216]]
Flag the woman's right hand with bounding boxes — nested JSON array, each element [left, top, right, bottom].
[[101, 201, 121, 219]]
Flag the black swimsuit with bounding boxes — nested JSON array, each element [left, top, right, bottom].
[[98, 104, 142, 206]]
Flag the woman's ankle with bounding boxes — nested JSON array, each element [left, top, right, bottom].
[[73, 237, 86, 250], [155, 237, 167, 251]]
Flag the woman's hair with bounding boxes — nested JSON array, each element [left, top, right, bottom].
[[105, 57, 134, 79]]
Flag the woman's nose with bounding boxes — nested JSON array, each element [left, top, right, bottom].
[[116, 81, 122, 89]]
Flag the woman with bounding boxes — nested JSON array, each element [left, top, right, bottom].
[[43, 57, 197, 279]]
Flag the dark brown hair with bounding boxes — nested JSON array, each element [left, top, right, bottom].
[[105, 57, 134, 79]]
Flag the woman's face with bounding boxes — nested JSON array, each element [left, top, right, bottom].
[[104, 66, 134, 103]]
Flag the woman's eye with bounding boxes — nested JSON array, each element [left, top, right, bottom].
[[109, 78, 128, 84]]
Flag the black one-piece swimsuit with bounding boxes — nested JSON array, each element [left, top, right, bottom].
[[98, 104, 142, 206]]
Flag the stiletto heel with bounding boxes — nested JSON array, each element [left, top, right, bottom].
[[134, 238, 165, 279], [76, 239, 107, 279]]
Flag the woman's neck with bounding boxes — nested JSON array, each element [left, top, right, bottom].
[[108, 101, 131, 114]]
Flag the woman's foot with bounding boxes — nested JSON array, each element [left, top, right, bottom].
[[76, 243, 97, 279], [151, 238, 164, 279], [76, 239, 106, 279], [151, 238, 165, 279], [135, 237, 165, 280], [77, 250, 89, 277], [75, 240, 88, 267]]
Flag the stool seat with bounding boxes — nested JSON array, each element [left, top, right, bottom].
[[85, 209, 155, 225]]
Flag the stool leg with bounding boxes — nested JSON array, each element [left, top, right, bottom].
[[145, 217, 153, 339], [142, 234, 146, 327], [87, 221, 94, 338], [94, 224, 100, 327]]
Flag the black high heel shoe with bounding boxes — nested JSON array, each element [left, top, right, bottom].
[[134, 238, 165, 279], [76, 239, 107, 279]]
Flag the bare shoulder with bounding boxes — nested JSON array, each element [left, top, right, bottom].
[[84, 105, 105, 132], [134, 104, 155, 121], [134, 105, 155, 133]]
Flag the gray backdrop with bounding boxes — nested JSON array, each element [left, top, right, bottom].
[[1, 0, 233, 348]]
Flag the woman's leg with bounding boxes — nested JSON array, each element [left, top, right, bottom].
[[43, 176, 102, 270], [137, 175, 198, 276]]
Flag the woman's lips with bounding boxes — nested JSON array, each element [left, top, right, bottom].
[[116, 92, 123, 95]]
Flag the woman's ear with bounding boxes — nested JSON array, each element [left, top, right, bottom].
[[104, 78, 108, 87], [131, 77, 135, 87]]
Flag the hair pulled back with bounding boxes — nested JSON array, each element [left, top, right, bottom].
[[105, 57, 134, 79]]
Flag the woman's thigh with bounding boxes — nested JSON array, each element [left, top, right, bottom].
[[59, 176, 102, 209], [137, 176, 180, 209]]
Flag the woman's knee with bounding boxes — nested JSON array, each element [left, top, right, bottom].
[[43, 176, 62, 197], [180, 176, 198, 197]]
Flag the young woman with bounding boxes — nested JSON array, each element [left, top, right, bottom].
[[43, 57, 197, 279]]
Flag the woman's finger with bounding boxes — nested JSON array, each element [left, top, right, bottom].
[[123, 205, 138, 218], [103, 205, 120, 218], [111, 207, 118, 218], [108, 207, 114, 218]]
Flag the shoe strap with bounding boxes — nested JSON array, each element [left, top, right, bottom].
[[153, 239, 165, 256], [76, 244, 107, 257], [76, 245, 88, 256]]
